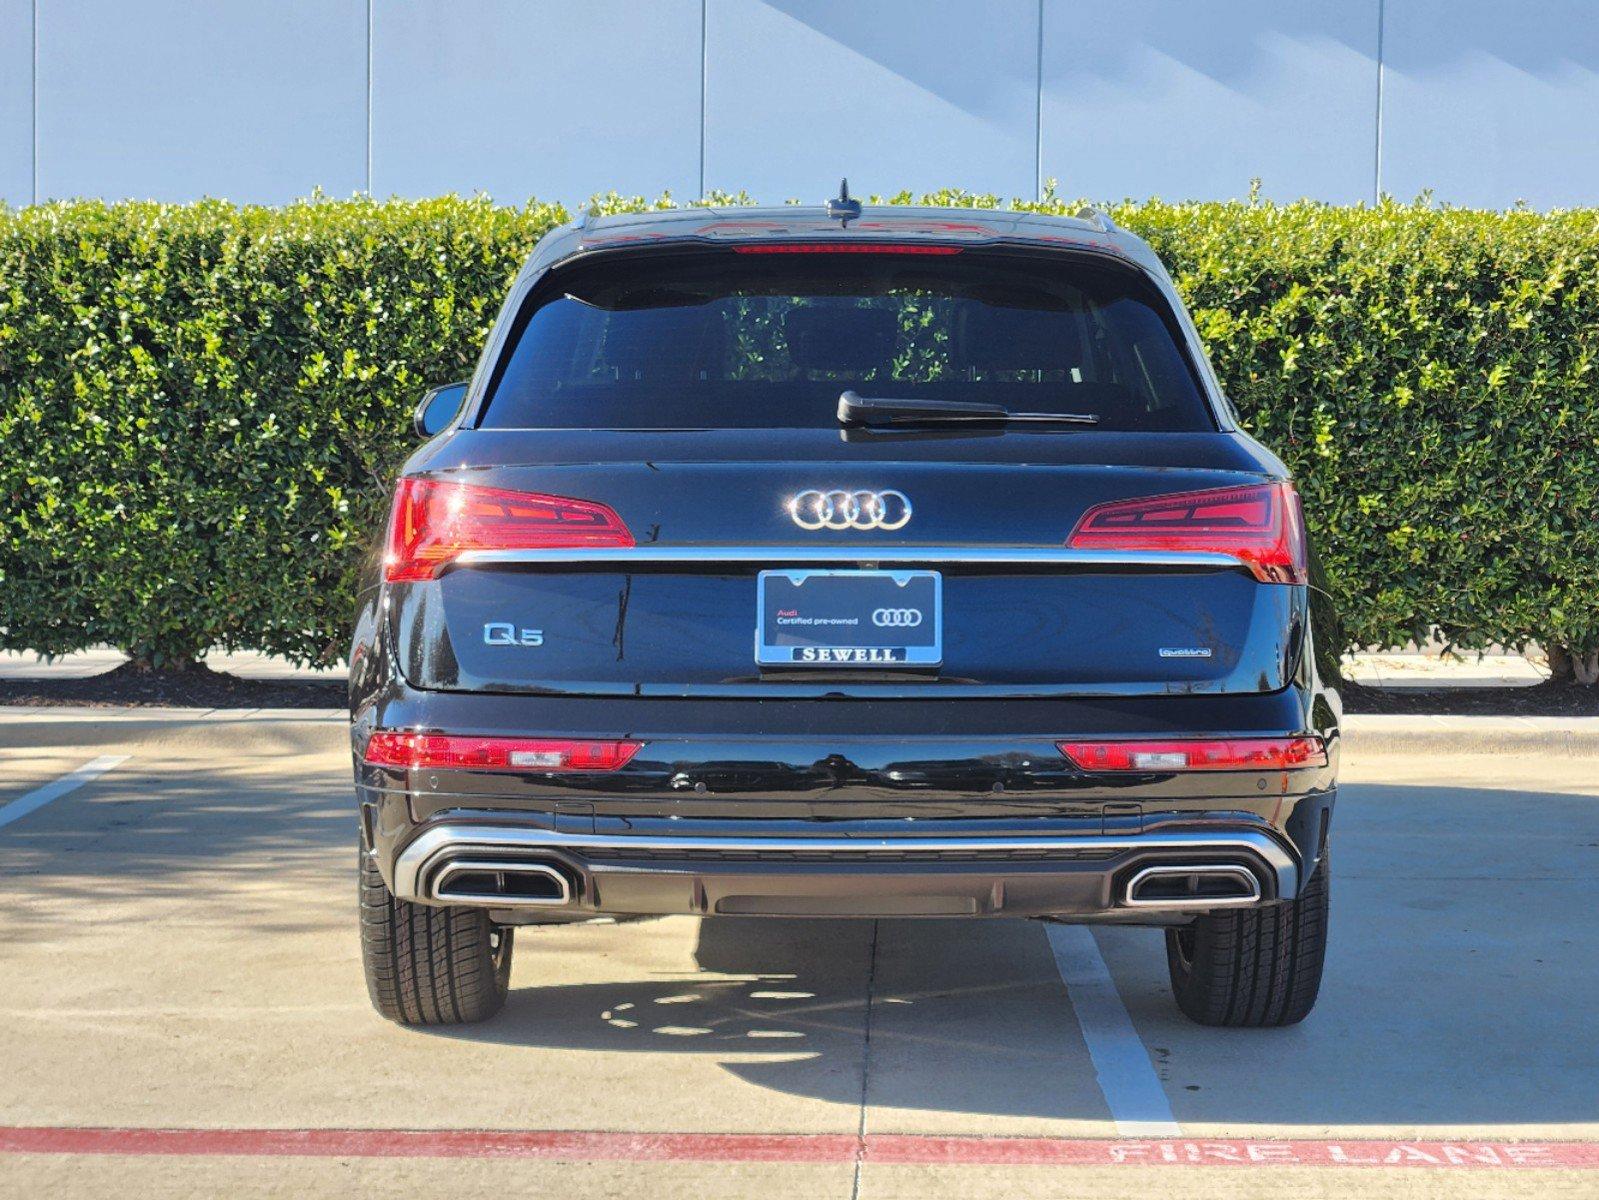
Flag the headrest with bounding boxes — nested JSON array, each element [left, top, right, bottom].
[[956, 304, 1083, 373], [783, 306, 896, 373], [601, 306, 726, 379]]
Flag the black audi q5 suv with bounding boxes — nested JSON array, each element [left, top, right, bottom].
[[350, 201, 1340, 1029]]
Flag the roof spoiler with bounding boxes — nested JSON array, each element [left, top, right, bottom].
[[1075, 206, 1119, 234]]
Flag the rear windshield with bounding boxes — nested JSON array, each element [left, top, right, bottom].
[[478, 249, 1215, 431]]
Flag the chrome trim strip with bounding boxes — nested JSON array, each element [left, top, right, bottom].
[[1121, 863, 1262, 910], [393, 825, 1296, 906], [451, 546, 1239, 570], [430, 859, 572, 908]]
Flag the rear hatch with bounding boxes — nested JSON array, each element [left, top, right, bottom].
[[386, 244, 1304, 700], [389, 430, 1302, 698]]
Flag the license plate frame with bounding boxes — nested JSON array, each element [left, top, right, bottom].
[[756, 569, 942, 668]]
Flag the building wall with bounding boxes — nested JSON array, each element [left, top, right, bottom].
[[3, 0, 1597, 208]]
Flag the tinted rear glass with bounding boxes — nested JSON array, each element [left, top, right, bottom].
[[479, 249, 1215, 431]]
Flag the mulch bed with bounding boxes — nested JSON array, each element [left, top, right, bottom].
[[0, 662, 344, 709], [1339, 679, 1598, 716], [1, 663, 1594, 716]]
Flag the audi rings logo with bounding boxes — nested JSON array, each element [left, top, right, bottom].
[[789, 489, 912, 531], [872, 608, 923, 628]]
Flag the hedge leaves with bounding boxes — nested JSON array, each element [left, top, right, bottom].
[[1, 193, 1594, 665]]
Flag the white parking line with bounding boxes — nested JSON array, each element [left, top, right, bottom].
[[1045, 923, 1181, 1137], [0, 756, 129, 831]]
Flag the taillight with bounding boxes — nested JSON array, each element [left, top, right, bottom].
[[1058, 738, 1327, 772], [384, 478, 632, 583], [1066, 482, 1307, 584], [364, 733, 642, 772], [732, 243, 962, 255]]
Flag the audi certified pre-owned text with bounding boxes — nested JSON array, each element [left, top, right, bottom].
[[351, 197, 1339, 1029]]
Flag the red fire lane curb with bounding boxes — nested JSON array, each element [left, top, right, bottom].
[[1, 1128, 1596, 1169]]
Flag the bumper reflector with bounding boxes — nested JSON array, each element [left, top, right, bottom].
[[364, 733, 642, 773], [1058, 737, 1327, 772]]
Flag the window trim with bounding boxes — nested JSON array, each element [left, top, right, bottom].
[[468, 243, 1222, 434]]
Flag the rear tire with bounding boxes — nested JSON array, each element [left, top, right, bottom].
[[1164, 851, 1329, 1027], [359, 850, 513, 1025]]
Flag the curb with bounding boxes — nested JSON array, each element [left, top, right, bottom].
[[4, 706, 1598, 754], [0, 705, 346, 723], [1342, 714, 1599, 756]]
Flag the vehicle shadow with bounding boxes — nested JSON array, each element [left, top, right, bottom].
[[425, 779, 1599, 1128]]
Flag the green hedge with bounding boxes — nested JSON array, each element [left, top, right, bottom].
[[1, 191, 1596, 671]]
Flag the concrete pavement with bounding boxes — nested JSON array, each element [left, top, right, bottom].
[[0, 713, 1596, 1197]]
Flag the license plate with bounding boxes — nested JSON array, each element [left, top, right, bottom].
[[756, 570, 942, 667]]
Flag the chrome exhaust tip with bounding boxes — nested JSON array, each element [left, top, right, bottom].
[[1122, 863, 1261, 909], [430, 860, 573, 907]]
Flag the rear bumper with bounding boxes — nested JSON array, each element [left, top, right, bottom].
[[376, 813, 1312, 921], [352, 678, 1338, 922]]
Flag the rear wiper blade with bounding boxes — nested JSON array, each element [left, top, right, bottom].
[[837, 390, 1099, 427]]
